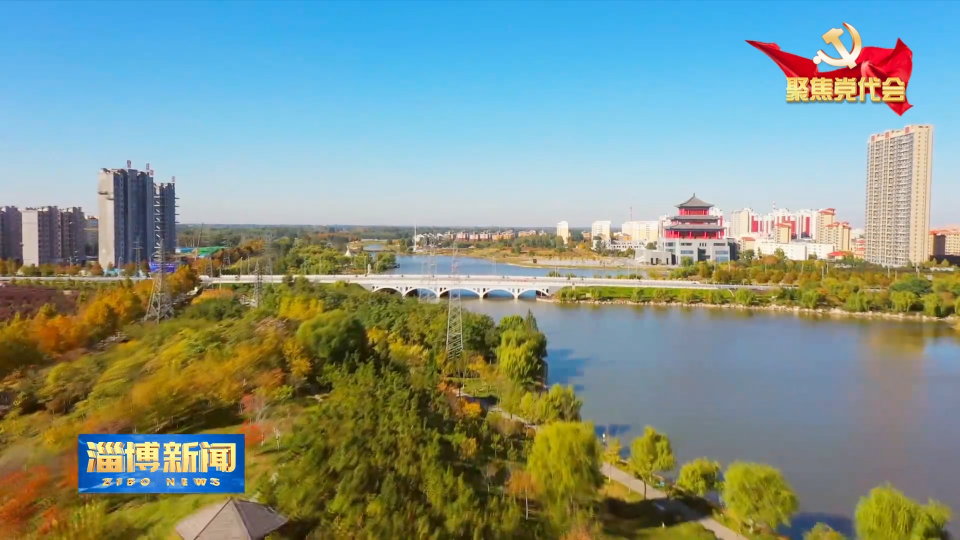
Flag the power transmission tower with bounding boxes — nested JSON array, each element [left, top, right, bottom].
[[419, 234, 438, 302], [253, 259, 264, 308], [144, 243, 173, 323], [445, 249, 464, 394]]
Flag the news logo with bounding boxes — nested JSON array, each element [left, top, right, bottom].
[[748, 22, 915, 115], [77, 434, 245, 494]]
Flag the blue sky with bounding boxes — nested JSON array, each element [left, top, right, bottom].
[[0, 1, 956, 227]]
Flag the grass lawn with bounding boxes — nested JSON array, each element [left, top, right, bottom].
[[109, 415, 294, 539], [599, 482, 719, 540]]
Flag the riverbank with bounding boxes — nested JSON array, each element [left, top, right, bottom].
[[538, 296, 960, 325], [464, 390, 749, 540]]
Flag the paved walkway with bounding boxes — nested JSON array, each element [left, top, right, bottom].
[[466, 394, 747, 540], [601, 463, 747, 540]]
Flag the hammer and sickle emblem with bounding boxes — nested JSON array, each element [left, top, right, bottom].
[[813, 22, 862, 69]]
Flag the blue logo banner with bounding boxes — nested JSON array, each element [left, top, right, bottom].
[[77, 434, 245, 494]]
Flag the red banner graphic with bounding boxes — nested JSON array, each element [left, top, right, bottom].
[[747, 39, 914, 115]]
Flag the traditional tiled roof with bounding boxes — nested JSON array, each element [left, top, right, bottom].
[[176, 498, 288, 540], [663, 223, 724, 230], [667, 215, 719, 221], [676, 193, 713, 208]]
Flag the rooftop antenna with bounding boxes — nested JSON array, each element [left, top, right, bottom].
[[630, 206, 633, 221], [126, 159, 132, 169], [172, 175, 176, 184]]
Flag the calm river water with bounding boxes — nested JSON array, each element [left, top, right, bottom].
[[390, 255, 960, 537]]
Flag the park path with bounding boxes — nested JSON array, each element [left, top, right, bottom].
[[467, 395, 747, 540], [601, 463, 747, 540]]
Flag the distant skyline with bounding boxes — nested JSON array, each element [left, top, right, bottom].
[[0, 1, 957, 227]]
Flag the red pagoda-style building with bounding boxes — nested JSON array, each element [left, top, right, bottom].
[[657, 194, 737, 264], [664, 194, 725, 240]]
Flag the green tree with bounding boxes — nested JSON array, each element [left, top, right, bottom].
[[845, 291, 872, 313], [628, 426, 675, 499], [676, 458, 722, 497], [921, 293, 945, 317], [496, 329, 547, 386], [740, 249, 756, 263], [261, 363, 522, 538], [603, 437, 622, 465], [296, 309, 370, 368], [799, 289, 822, 309], [734, 289, 756, 306], [804, 523, 846, 540], [890, 290, 919, 312], [854, 484, 951, 540], [527, 421, 603, 530], [722, 462, 798, 532], [890, 275, 933, 296]]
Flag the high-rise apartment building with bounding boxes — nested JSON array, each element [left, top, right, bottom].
[[590, 220, 611, 242], [0, 206, 22, 262], [59, 207, 86, 264], [156, 179, 178, 255], [21, 207, 61, 267], [865, 125, 934, 266], [822, 221, 852, 253], [556, 221, 570, 244], [814, 209, 835, 243], [621, 221, 659, 244], [728, 208, 754, 239], [85, 216, 99, 257], [98, 161, 167, 268]]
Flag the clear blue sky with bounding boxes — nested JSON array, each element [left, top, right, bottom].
[[0, 1, 956, 227]]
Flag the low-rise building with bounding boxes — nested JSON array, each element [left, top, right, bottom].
[[930, 228, 960, 257], [609, 239, 646, 252], [634, 248, 672, 265], [853, 237, 866, 259], [755, 241, 835, 261]]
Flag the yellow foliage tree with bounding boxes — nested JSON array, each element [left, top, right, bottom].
[[277, 296, 323, 321]]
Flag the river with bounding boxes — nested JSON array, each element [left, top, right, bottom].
[[386, 253, 637, 279], [392, 255, 960, 538]]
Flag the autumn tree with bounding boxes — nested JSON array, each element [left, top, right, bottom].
[[676, 458, 722, 497], [854, 484, 951, 540], [527, 421, 603, 530], [722, 461, 799, 532]]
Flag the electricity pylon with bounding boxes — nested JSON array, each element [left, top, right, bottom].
[[445, 249, 464, 394], [419, 239, 438, 303], [253, 259, 265, 308], [144, 244, 173, 323]]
